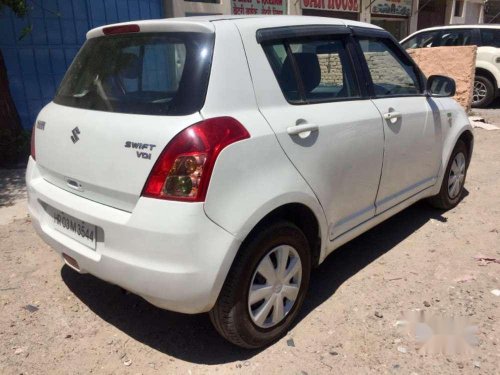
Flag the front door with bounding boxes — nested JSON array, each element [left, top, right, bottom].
[[355, 35, 443, 213]]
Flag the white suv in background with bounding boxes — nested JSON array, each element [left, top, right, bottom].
[[27, 16, 473, 348], [401, 24, 500, 108]]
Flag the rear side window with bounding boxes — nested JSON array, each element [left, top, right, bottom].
[[54, 32, 214, 116], [480, 29, 500, 48], [435, 29, 473, 46], [262, 36, 360, 104], [358, 38, 422, 97], [401, 31, 439, 49]]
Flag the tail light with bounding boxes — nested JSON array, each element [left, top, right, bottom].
[[103, 24, 140, 35], [30, 128, 36, 160], [142, 117, 250, 202]]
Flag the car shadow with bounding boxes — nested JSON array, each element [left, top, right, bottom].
[[488, 97, 500, 109], [61, 199, 454, 364]]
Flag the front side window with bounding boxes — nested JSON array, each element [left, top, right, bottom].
[[480, 29, 500, 48], [401, 31, 439, 49], [436, 29, 473, 46], [358, 38, 421, 97], [55, 32, 213, 116], [262, 36, 360, 104]]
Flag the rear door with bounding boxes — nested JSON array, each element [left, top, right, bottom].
[[354, 30, 442, 213], [242, 26, 385, 239], [34, 27, 214, 212]]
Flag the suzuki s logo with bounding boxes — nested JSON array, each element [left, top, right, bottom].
[[71, 127, 80, 143]]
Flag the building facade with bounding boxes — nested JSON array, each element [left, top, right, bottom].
[[164, 0, 486, 40]]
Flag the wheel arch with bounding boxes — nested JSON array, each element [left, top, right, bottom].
[[238, 202, 323, 268], [458, 129, 474, 167], [433, 125, 474, 198]]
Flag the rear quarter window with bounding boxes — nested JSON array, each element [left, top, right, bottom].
[[54, 32, 214, 116]]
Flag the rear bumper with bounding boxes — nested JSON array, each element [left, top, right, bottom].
[[26, 158, 240, 314]]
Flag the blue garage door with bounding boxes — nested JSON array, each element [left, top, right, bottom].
[[0, 0, 163, 129]]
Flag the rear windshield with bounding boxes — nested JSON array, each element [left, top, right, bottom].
[[54, 32, 214, 116]]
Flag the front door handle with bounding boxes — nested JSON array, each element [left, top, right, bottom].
[[383, 111, 402, 121], [287, 123, 319, 136]]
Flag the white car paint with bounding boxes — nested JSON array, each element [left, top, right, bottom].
[[26, 15, 473, 315]]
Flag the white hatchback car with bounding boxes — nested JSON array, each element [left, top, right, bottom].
[[27, 16, 473, 348]]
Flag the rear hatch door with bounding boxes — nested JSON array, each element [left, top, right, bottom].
[[34, 23, 214, 212]]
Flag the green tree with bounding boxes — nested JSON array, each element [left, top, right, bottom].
[[0, 0, 30, 167]]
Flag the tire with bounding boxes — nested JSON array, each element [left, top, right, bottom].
[[472, 75, 495, 108], [209, 221, 311, 348], [428, 140, 469, 210]]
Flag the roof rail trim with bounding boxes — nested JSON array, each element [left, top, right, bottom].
[[256, 25, 350, 44], [349, 26, 391, 38]]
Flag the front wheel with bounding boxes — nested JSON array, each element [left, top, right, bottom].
[[209, 222, 311, 348], [428, 140, 469, 210]]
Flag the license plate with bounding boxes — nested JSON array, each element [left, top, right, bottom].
[[47, 207, 96, 249]]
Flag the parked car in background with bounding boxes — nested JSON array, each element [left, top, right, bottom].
[[401, 25, 500, 108], [27, 16, 473, 348]]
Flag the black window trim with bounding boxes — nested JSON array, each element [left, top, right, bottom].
[[256, 25, 350, 44], [259, 29, 370, 106], [350, 27, 428, 99]]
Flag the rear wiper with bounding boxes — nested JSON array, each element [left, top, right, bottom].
[[72, 89, 90, 98]]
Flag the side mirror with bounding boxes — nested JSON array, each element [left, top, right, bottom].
[[426, 75, 456, 97]]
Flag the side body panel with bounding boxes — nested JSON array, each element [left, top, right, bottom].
[[371, 97, 443, 213], [236, 23, 385, 241], [428, 97, 474, 196], [201, 21, 329, 259], [332, 97, 473, 252]]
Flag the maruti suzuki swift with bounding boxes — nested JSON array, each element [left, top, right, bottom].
[[26, 15, 473, 348]]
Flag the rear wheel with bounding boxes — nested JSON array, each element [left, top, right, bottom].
[[428, 140, 469, 210], [209, 222, 311, 348], [472, 75, 495, 108]]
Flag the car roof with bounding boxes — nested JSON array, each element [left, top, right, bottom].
[[87, 15, 382, 39], [179, 14, 381, 28]]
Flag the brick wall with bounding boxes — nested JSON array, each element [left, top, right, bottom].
[[317, 52, 418, 90], [317, 54, 343, 85]]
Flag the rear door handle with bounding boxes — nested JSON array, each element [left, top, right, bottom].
[[383, 112, 402, 121], [287, 123, 319, 136]]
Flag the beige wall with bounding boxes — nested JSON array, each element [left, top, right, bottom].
[[408, 46, 477, 111]]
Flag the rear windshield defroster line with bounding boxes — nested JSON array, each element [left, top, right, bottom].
[[54, 32, 214, 116]]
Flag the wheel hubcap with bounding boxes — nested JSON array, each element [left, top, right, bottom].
[[248, 245, 302, 329], [448, 152, 466, 199], [473, 81, 487, 104]]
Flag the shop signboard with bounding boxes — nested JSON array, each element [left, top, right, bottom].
[[232, 0, 288, 15], [301, 0, 359, 13], [371, 0, 412, 17]]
